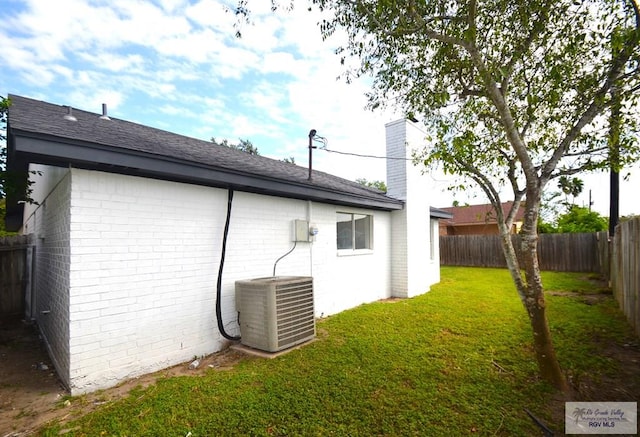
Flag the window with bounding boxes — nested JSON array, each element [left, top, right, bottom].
[[337, 212, 373, 251]]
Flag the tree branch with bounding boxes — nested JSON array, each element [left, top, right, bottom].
[[501, 7, 550, 95], [464, 46, 537, 182], [541, 1, 640, 180], [467, 0, 477, 45]]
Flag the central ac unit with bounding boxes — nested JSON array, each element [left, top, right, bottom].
[[235, 276, 315, 352]]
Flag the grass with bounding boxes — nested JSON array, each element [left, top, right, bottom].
[[39, 267, 638, 436]]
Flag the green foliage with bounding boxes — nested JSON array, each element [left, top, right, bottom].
[[212, 137, 260, 155], [556, 206, 608, 233], [1, 96, 40, 215], [304, 0, 640, 213], [537, 218, 557, 234], [0, 96, 9, 198], [39, 267, 637, 436], [557, 176, 584, 206], [212, 137, 296, 163], [355, 177, 387, 192], [0, 198, 16, 236], [1, 97, 11, 234]]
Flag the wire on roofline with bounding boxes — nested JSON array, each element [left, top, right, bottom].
[[311, 132, 412, 161], [320, 147, 413, 161]]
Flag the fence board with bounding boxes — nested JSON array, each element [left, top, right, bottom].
[[440, 233, 602, 273], [611, 218, 640, 337], [439, 221, 640, 337], [0, 235, 33, 317]]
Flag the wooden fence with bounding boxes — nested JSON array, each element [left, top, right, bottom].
[[611, 218, 640, 337], [440, 232, 605, 273], [440, 222, 639, 336], [0, 235, 34, 318]]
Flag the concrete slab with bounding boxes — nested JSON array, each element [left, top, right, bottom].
[[230, 339, 316, 359]]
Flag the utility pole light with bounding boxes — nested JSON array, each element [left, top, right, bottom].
[[308, 129, 317, 181]]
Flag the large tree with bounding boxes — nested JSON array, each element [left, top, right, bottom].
[[0, 96, 9, 199], [1, 96, 11, 235], [239, 0, 640, 391], [1, 96, 38, 228]]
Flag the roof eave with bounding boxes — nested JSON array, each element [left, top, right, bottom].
[[11, 133, 404, 212], [429, 207, 453, 220]]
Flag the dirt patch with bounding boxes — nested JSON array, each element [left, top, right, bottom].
[[0, 316, 66, 437], [545, 323, 640, 434], [0, 317, 245, 436], [378, 297, 406, 303], [544, 341, 640, 435], [547, 290, 612, 305]]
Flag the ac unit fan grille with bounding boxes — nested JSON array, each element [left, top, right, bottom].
[[275, 281, 314, 348], [235, 276, 315, 352]]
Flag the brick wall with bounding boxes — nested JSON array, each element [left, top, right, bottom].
[[386, 120, 409, 295], [23, 166, 72, 387], [63, 169, 393, 394], [310, 204, 392, 317]]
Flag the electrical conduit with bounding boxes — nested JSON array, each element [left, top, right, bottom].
[[216, 189, 240, 341]]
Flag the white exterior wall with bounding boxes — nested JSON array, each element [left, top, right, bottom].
[[65, 169, 392, 394], [23, 165, 72, 388], [386, 119, 439, 297], [309, 204, 392, 317]]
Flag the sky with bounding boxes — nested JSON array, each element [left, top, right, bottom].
[[1, 0, 638, 216]]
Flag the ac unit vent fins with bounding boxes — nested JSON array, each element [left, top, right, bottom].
[[235, 276, 315, 352]]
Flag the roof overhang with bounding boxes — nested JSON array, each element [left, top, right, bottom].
[[9, 131, 404, 213]]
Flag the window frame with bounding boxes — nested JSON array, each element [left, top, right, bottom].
[[336, 211, 374, 255], [429, 218, 438, 261]]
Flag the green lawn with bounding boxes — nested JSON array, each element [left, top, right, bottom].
[[40, 267, 638, 436]]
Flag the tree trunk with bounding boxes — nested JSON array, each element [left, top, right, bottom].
[[519, 202, 570, 392], [524, 288, 568, 390]]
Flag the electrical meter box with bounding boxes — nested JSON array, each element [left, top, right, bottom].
[[293, 219, 310, 242]]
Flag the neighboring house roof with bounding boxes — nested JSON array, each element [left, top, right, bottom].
[[6, 94, 403, 229], [429, 207, 453, 220], [438, 201, 524, 226]]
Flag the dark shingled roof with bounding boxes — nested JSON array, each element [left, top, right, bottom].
[[6, 94, 402, 225]]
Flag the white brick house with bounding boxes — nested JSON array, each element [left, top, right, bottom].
[[6, 95, 450, 394]]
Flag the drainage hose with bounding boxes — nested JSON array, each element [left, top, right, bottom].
[[216, 189, 240, 341]]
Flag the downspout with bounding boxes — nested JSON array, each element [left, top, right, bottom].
[[216, 189, 240, 341]]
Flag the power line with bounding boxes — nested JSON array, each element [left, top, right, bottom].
[[320, 147, 413, 161], [310, 132, 413, 161]]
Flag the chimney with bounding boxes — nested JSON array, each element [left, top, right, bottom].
[[386, 119, 438, 297]]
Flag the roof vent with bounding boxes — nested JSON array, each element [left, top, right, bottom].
[[63, 106, 77, 122], [99, 103, 110, 120]]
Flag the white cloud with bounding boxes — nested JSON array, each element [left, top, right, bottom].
[[68, 88, 125, 113], [159, 0, 189, 13], [1, 0, 637, 216], [261, 51, 298, 74], [77, 52, 145, 73]]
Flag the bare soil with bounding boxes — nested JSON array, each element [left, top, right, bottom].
[[0, 316, 244, 436], [546, 288, 640, 434]]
